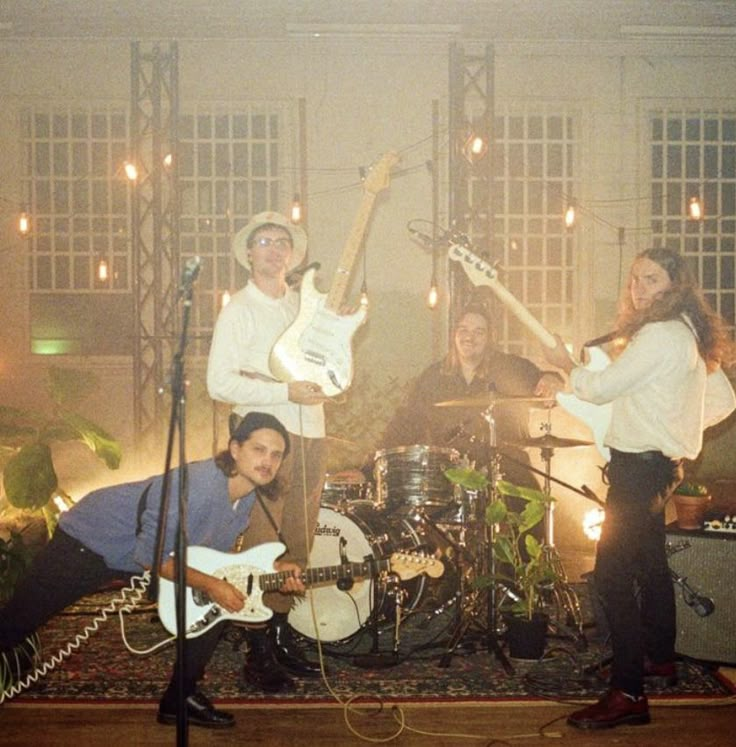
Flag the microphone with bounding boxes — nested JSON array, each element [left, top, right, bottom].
[[178, 256, 202, 298], [688, 595, 715, 617]]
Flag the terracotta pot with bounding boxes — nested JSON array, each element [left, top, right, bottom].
[[672, 493, 711, 530]]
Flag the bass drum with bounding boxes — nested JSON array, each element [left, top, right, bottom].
[[288, 502, 425, 643]]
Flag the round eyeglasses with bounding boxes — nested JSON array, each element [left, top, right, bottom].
[[254, 236, 293, 249]]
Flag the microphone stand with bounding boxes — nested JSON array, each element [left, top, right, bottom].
[[150, 263, 200, 747]]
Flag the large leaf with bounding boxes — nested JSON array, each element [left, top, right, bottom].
[[47, 366, 99, 408], [3, 443, 58, 509], [60, 412, 122, 470], [444, 466, 490, 491]]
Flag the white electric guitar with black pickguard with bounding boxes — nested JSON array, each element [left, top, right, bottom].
[[269, 151, 400, 396], [157, 541, 443, 638], [448, 241, 612, 461]]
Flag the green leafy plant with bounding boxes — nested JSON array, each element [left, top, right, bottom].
[[444, 466, 560, 620], [674, 481, 709, 497], [0, 366, 122, 537]]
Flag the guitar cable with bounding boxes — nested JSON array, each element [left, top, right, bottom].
[[0, 570, 158, 703]]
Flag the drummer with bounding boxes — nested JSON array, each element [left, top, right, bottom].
[[377, 302, 562, 491]]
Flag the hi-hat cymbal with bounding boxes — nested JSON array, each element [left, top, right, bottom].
[[510, 434, 593, 450], [434, 394, 556, 408]]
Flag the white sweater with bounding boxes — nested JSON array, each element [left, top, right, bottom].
[[206, 281, 325, 438]]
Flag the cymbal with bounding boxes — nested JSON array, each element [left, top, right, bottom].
[[434, 394, 556, 408], [510, 434, 593, 450]]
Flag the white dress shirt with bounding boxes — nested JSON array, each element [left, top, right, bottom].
[[570, 317, 735, 459]]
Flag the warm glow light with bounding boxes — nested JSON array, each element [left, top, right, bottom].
[[462, 131, 488, 162], [564, 201, 577, 229], [688, 196, 703, 220], [221, 290, 231, 308], [163, 153, 173, 168], [427, 281, 439, 309], [97, 258, 109, 282], [583, 508, 605, 541], [18, 211, 30, 235], [124, 161, 139, 181], [359, 279, 369, 308], [290, 194, 302, 224]]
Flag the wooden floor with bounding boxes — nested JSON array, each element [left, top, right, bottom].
[[3, 697, 736, 746]]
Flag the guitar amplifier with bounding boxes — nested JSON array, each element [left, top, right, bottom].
[[666, 526, 736, 664]]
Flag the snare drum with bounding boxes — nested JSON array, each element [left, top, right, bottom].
[[287, 503, 425, 643], [321, 470, 370, 507], [373, 445, 460, 512]]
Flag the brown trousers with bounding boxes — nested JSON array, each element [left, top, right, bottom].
[[237, 434, 326, 614]]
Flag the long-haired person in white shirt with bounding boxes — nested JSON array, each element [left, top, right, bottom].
[[543, 247, 736, 730]]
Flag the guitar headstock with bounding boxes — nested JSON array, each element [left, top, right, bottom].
[[363, 151, 400, 195], [389, 552, 444, 580], [447, 242, 499, 288]]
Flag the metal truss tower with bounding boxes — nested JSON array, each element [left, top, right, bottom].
[[130, 41, 180, 455], [448, 43, 495, 328]]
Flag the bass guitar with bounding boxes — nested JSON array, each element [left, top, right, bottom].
[[269, 151, 400, 395], [448, 241, 612, 461], [157, 541, 442, 638]]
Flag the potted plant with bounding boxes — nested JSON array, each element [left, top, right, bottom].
[[0, 366, 122, 601], [672, 480, 711, 530], [444, 466, 559, 659]]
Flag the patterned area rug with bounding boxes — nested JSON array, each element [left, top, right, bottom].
[[7, 585, 735, 706]]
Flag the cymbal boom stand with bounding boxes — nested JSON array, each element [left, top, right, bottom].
[[537, 420, 584, 642]]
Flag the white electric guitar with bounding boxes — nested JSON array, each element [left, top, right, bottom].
[[448, 241, 612, 461], [157, 541, 443, 638], [269, 152, 400, 396]]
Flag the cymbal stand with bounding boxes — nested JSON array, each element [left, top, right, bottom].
[[537, 422, 585, 644], [438, 403, 513, 673]]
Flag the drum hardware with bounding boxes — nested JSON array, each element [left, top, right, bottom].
[[505, 419, 590, 645], [437, 402, 514, 673]]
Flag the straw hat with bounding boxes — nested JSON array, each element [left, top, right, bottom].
[[232, 211, 307, 271]]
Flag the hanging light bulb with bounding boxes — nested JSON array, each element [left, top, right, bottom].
[[221, 290, 231, 308], [427, 275, 439, 309], [290, 194, 302, 224], [124, 161, 138, 181], [688, 195, 703, 220], [18, 211, 31, 236], [163, 153, 173, 169], [97, 258, 109, 282], [359, 279, 369, 308], [564, 199, 577, 229]]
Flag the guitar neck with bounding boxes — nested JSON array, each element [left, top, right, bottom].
[[325, 192, 377, 313], [259, 557, 390, 593]]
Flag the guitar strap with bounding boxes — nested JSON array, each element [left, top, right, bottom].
[[233, 490, 288, 552]]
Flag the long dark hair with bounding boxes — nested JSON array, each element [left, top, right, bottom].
[[615, 248, 733, 371], [442, 303, 495, 377]]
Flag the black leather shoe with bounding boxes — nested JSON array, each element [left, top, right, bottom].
[[241, 627, 295, 694], [157, 691, 235, 729], [270, 614, 323, 678]]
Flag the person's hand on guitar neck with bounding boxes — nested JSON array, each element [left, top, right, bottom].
[[288, 380, 330, 405], [542, 333, 578, 376]]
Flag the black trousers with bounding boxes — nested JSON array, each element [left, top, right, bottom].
[[595, 449, 683, 696], [0, 528, 222, 700]]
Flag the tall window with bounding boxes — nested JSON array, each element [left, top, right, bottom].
[[22, 105, 132, 356], [650, 109, 736, 333], [179, 104, 293, 357], [489, 108, 578, 354]]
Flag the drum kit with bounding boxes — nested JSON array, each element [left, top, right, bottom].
[[288, 392, 593, 666]]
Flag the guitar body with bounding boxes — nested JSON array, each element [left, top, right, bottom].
[[157, 539, 442, 639], [157, 542, 286, 638], [555, 345, 612, 462], [269, 269, 367, 396]]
